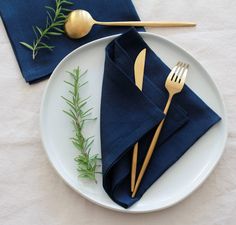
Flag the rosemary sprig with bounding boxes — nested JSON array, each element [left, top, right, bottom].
[[20, 0, 73, 59], [62, 67, 101, 182]]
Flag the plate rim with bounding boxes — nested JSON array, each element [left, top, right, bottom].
[[40, 31, 228, 213]]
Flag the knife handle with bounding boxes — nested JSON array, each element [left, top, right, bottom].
[[131, 143, 139, 192]]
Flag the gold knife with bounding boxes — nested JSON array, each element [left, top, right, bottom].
[[131, 48, 147, 192]]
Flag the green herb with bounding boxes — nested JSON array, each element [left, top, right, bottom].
[[62, 67, 101, 182], [20, 0, 73, 59]]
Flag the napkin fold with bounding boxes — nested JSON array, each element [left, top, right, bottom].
[[100, 28, 221, 208], [0, 0, 144, 83]]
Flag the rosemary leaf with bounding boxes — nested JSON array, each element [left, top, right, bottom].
[[20, 42, 34, 51]]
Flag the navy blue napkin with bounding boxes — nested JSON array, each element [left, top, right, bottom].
[[0, 0, 144, 83], [100, 28, 221, 208]]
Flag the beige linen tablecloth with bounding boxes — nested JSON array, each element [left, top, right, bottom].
[[0, 0, 235, 224]]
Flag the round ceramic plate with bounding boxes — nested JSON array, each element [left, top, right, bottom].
[[40, 32, 227, 213]]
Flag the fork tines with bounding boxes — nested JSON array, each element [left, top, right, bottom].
[[170, 62, 189, 83]]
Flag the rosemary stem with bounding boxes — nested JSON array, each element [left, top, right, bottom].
[[62, 67, 100, 182], [20, 0, 73, 59]]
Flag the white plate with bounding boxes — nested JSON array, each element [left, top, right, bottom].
[[40, 32, 227, 213]]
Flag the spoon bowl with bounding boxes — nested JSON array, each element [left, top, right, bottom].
[[65, 10, 95, 39]]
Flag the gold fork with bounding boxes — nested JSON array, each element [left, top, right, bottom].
[[132, 62, 189, 198]]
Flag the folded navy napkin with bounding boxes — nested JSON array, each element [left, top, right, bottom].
[[100, 28, 221, 208], [0, 0, 143, 83]]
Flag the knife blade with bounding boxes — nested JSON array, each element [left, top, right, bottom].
[[134, 48, 146, 91]]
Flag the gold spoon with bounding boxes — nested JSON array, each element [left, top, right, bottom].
[[65, 10, 196, 39]]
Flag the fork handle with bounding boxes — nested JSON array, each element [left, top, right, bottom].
[[96, 21, 196, 27], [132, 94, 173, 198]]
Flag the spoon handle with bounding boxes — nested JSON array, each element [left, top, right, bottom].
[[96, 21, 196, 27]]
